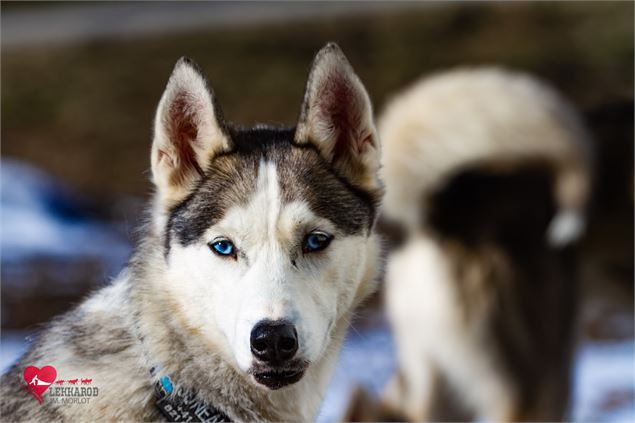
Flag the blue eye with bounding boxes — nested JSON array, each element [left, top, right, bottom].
[[209, 239, 235, 257], [303, 232, 332, 253]]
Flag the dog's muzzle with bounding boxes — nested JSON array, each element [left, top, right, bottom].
[[249, 320, 308, 389]]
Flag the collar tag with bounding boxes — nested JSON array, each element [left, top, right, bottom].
[[154, 375, 231, 422]]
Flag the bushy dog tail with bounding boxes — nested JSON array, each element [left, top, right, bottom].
[[378, 67, 592, 247]]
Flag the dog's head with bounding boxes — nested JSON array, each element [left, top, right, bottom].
[[150, 44, 381, 390]]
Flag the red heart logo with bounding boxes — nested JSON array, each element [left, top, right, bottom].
[[23, 366, 57, 400]]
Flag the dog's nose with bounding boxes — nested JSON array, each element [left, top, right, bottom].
[[250, 320, 298, 365]]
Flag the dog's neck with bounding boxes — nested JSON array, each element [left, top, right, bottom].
[[128, 238, 348, 421]]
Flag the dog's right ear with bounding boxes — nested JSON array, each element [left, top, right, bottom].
[[151, 57, 231, 207]]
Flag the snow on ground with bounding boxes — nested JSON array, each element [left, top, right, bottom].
[[573, 341, 635, 422], [317, 326, 397, 423], [0, 158, 131, 296], [315, 323, 635, 423], [1, 159, 130, 268], [0, 331, 32, 374]]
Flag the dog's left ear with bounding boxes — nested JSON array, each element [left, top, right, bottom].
[[295, 43, 381, 193], [151, 57, 231, 208]]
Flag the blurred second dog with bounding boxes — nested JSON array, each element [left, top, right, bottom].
[[379, 68, 592, 421]]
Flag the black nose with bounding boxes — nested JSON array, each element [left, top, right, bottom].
[[250, 320, 298, 365]]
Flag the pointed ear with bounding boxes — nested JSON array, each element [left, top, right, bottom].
[[295, 43, 381, 193], [151, 57, 231, 207]]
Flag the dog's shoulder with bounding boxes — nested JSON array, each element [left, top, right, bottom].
[[0, 272, 158, 421]]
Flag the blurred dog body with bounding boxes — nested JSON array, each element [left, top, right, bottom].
[[0, 44, 382, 421], [380, 68, 591, 421]]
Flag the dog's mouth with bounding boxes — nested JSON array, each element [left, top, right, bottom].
[[250, 361, 309, 390]]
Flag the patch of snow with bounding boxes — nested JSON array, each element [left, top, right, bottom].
[[573, 340, 635, 422], [0, 331, 33, 373], [1, 159, 131, 267], [317, 326, 634, 423], [317, 324, 396, 423]]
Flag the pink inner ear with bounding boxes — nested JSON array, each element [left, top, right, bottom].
[[316, 73, 366, 161], [167, 93, 204, 178], [357, 133, 374, 155]]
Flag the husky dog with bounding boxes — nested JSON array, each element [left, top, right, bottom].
[[380, 68, 591, 421], [1, 43, 382, 421]]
